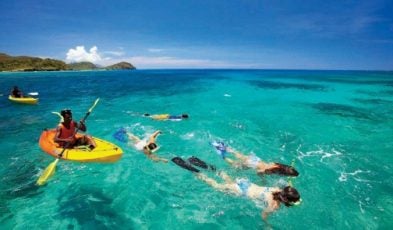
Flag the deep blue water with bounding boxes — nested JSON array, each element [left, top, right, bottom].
[[0, 70, 392, 229]]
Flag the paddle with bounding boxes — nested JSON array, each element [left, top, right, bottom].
[[28, 92, 39, 97], [36, 98, 100, 186]]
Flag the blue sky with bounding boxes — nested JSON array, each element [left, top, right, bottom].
[[1, 0, 392, 70]]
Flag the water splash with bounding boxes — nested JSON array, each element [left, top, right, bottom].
[[339, 169, 371, 182], [297, 145, 343, 162]]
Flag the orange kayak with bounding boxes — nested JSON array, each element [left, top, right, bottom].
[[39, 129, 123, 162]]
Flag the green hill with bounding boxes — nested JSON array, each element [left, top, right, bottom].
[[0, 53, 137, 72], [0, 53, 67, 71], [105, 62, 135, 70], [66, 61, 98, 70]]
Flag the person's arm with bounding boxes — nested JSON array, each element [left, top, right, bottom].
[[152, 155, 168, 163], [148, 130, 162, 143], [262, 208, 274, 222], [261, 200, 279, 222], [77, 120, 87, 132], [146, 152, 168, 163]]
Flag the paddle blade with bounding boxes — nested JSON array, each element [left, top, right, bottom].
[[36, 159, 59, 186], [89, 98, 100, 112], [28, 92, 39, 96]]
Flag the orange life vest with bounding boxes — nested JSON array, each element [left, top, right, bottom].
[[58, 121, 76, 139]]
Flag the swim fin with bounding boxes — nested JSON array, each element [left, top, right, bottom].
[[188, 156, 216, 171], [211, 141, 227, 159], [113, 128, 128, 143], [171, 157, 200, 173]]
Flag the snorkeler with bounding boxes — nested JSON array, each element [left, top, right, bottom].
[[144, 113, 189, 121], [212, 141, 299, 177], [126, 130, 168, 163]]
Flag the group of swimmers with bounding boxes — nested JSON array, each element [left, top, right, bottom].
[[53, 109, 301, 222], [117, 115, 301, 222]]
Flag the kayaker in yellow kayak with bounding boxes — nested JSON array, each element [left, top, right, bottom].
[[54, 109, 96, 149]]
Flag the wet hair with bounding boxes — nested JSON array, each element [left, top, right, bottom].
[[264, 163, 299, 176], [60, 109, 72, 117], [273, 186, 300, 207], [182, 114, 189, 118], [144, 113, 150, 117], [145, 143, 157, 151]]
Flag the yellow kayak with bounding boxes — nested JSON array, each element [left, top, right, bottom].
[[8, 95, 38, 104], [39, 129, 123, 162]]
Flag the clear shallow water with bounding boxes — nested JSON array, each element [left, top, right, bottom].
[[0, 70, 392, 229]]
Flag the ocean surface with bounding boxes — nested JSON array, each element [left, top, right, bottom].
[[0, 70, 392, 229]]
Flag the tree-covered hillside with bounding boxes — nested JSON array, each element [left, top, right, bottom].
[[0, 53, 67, 71], [0, 53, 136, 72]]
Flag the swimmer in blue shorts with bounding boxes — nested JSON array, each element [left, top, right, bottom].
[[219, 145, 299, 177], [196, 171, 301, 221]]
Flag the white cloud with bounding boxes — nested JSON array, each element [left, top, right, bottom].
[[66, 46, 102, 63]]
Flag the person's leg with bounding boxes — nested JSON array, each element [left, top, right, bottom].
[[196, 173, 239, 194], [217, 171, 234, 183], [150, 154, 168, 163], [223, 158, 239, 167], [196, 173, 223, 189], [85, 135, 96, 149], [227, 147, 248, 160], [75, 135, 96, 149]]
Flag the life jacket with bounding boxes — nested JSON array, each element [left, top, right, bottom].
[[58, 121, 76, 139]]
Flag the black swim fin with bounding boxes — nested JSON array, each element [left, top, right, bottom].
[[188, 156, 216, 171], [171, 157, 200, 173]]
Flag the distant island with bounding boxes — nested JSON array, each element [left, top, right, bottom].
[[0, 53, 136, 72]]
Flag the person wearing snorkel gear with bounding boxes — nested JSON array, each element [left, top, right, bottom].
[[54, 109, 96, 149], [195, 171, 301, 221], [126, 130, 168, 163], [212, 142, 299, 177], [144, 113, 189, 121]]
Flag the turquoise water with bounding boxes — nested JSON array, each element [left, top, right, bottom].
[[0, 70, 392, 229]]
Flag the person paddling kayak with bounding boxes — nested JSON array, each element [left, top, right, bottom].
[[54, 109, 96, 149]]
